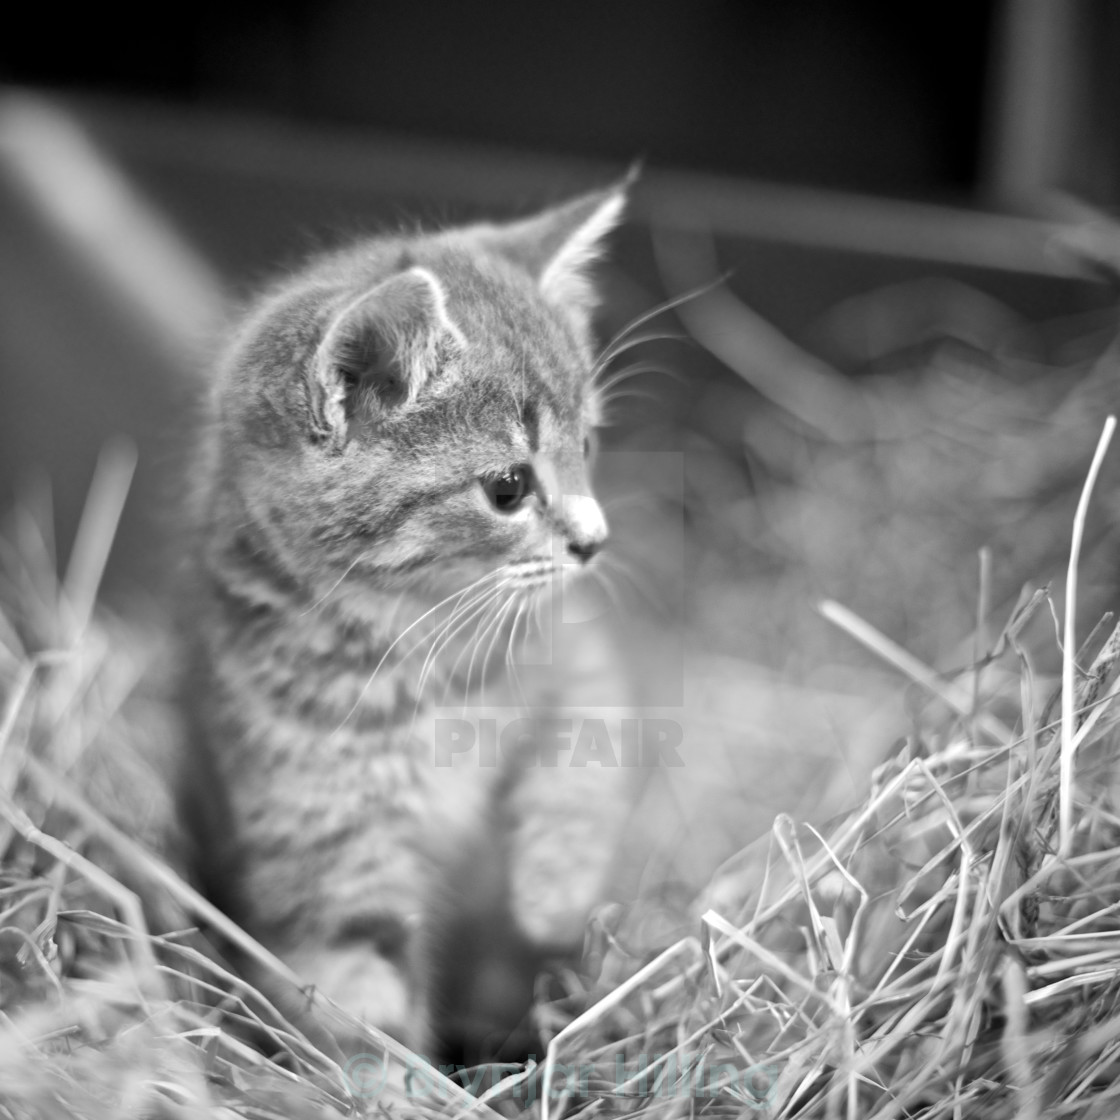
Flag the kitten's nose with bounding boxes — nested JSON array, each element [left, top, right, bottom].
[[561, 494, 608, 562], [568, 538, 602, 561]]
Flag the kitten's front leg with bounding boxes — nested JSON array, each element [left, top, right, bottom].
[[504, 723, 635, 949], [282, 925, 428, 1050], [232, 776, 446, 1055]]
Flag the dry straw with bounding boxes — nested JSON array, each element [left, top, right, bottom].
[[4, 274, 1120, 1118]]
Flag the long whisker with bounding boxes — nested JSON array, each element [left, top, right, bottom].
[[437, 599, 496, 710], [301, 550, 369, 616], [404, 582, 512, 743], [503, 595, 531, 707], [397, 578, 509, 681], [591, 274, 729, 375], [457, 591, 517, 703], [596, 360, 683, 394], [587, 559, 631, 622], [331, 566, 507, 734], [598, 383, 664, 405], [388, 581, 508, 736], [596, 390, 664, 427], [592, 360, 685, 425], [531, 579, 549, 644], [597, 550, 660, 614], [414, 582, 509, 701], [477, 590, 523, 705], [592, 330, 688, 379], [421, 584, 521, 745]]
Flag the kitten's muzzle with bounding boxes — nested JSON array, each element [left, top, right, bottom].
[[560, 493, 608, 562]]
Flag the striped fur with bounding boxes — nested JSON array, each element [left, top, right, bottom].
[[184, 185, 634, 1053]]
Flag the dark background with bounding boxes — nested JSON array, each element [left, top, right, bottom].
[[2, 1, 995, 199], [3, 0, 1119, 603]]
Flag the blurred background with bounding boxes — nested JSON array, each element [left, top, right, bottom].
[[4, 0, 1120, 886]]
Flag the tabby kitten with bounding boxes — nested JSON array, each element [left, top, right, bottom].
[[184, 183, 634, 1055]]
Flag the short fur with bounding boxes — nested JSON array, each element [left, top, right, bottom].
[[183, 186, 635, 1055]]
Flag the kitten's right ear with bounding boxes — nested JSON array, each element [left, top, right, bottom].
[[308, 267, 464, 448], [475, 171, 635, 342]]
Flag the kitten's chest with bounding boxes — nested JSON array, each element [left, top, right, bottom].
[[210, 601, 508, 808]]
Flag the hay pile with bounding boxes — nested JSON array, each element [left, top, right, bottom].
[[549, 592, 1120, 1119], [0, 458, 485, 1119], [4, 275, 1120, 1118]]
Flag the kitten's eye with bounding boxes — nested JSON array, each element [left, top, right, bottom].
[[482, 465, 534, 513]]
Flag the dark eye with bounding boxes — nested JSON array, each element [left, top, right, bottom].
[[482, 465, 534, 513]]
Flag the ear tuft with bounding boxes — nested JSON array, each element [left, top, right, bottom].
[[309, 267, 463, 447], [538, 189, 628, 314], [478, 176, 632, 340]]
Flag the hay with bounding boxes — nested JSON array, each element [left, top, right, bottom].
[[547, 597, 1120, 1119], [4, 272, 1120, 1118]]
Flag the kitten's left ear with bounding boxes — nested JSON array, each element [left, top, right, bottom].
[[309, 267, 464, 448], [482, 175, 633, 340]]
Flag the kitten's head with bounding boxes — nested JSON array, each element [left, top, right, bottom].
[[209, 182, 628, 606]]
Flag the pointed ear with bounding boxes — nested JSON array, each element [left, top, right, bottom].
[[482, 177, 632, 338], [308, 267, 465, 447]]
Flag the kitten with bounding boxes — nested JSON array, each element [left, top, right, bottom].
[[182, 183, 636, 1057]]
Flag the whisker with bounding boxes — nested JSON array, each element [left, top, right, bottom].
[[404, 582, 511, 742], [425, 585, 521, 731], [592, 360, 684, 425], [592, 330, 688, 378], [457, 592, 517, 703], [330, 565, 507, 735], [592, 274, 729, 375], [588, 561, 631, 622], [400, 578, 508, 677], [503, 596, 532, 707], [596, 387, 664, 425], [531, 579, 550, 644], [301, 550, 369, 616], [596, 550, 661, 615], [597, 360, 683, 393], [477, 590, 523, 704], [414, 582, 510, 701]]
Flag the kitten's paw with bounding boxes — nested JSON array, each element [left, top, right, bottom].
[[506, 763, 633, 949], [285, 941, 423, 1050], [508, 841, 609, 948], [510, 892, 592, 949]]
